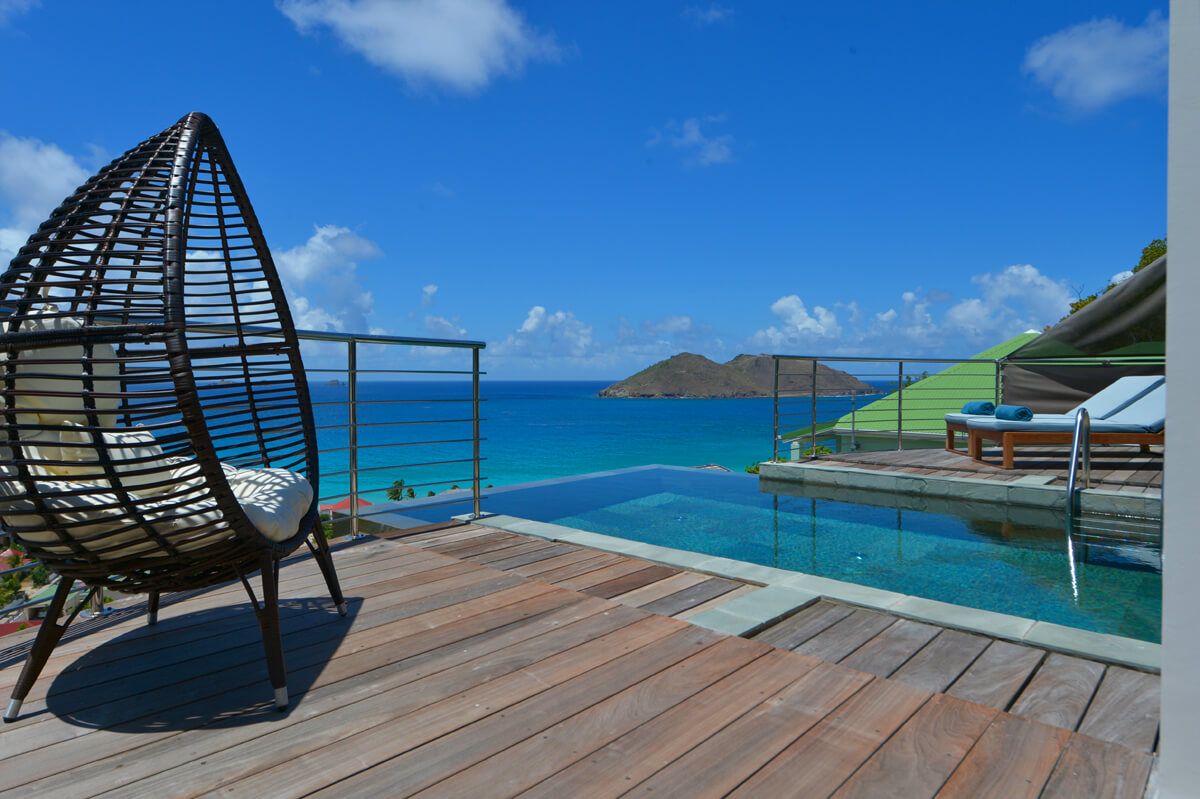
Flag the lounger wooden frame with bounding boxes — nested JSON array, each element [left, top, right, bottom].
[[0, 112, 345, 722], [967, 427, 1163, 469]]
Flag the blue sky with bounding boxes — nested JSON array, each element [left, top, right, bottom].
[[0, 1, 1167, 378]]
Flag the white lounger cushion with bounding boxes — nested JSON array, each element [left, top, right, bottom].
[[9, 304, 120, 427], [0, 453, 313, 560]]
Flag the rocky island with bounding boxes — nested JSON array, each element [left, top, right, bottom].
[[599, 353, 877, 398]]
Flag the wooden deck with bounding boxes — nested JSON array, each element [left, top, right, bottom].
[[0, 529, 1155, 798], [754, 600, 1160, 753], [815, 445, 1163, 495]]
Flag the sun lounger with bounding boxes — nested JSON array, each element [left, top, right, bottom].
[[965, 383, 1165, 468], [943, 375, 1163, 453]]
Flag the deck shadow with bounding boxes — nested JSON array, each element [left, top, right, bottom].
[[42, 596, 358, 732]]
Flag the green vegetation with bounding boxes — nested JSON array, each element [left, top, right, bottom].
[[1065, 238, 1165, 318], [744, 464, 760, 475]]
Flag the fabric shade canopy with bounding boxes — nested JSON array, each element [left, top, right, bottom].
[[1001, 255, 1165, 412]]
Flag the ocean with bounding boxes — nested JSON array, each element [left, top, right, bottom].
[[309, 380, 876, 506]]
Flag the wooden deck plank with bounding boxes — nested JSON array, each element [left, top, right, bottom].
[[1039, 734, 1155, 799], [792, 608, 896, 662], [467, 539, 559, 565], [409, 637, 769, 798], [551, 559, 653, 591], [726, 678, 931, 797], [0, 558, 507, 721], [890, 629, 990, 693], [752, 599, 854, 650], [832, 694, 996, 799], [839, 617, 940, 677], [638, 577, 741, 616], [107, 612, 675, 799], [1077, 667, 1160, 752], [0, 535, 1155, 798], [483, 542, 581, 571], [3, 588, 605, 796], [528, 552, 625, 583], [0, 571, 540, 759], [247, 622, 707, 799], [674, 584, 758, 620], [608, 571, 710, 607], [507, 549, 606, 578], [518, 648, 818, 799], [946, 640, 1045, 709], [935, 714, 1070, 799], [583, 565, 679, 600], [1009, 653, 1106, 731], [624, 662, 873, 798]]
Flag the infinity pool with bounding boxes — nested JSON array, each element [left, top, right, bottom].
[[400, 465, 1162, 642]]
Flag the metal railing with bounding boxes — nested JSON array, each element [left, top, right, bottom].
[[1065, 408, 1092, 518], [771, 354, 1003, 460], [1, 326, 487, 621], [771, 353, 1165, 462], [301, 328, 487, 537]]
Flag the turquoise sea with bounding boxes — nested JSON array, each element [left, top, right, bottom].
[[309, 380, 870, 505]]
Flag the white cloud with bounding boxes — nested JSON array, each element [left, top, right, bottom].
[[750, 295, 840, 349], [0, 0, 37, 25], [1023, 12, 1168, 112], [493, 305, 594, 358], [421, 283, 439, 305], [278, 0, 560, 93], [683, 4, 731, 27], [752, 264, 1072, 356], [0, 131, 90, 263], [424, 313, 466, 338], [649, 115, 734, 167], [1110, 269, 1135, 286], [653, 315, 693, 334], [273, 225, 382, 332], [428, 181, 455, 198]]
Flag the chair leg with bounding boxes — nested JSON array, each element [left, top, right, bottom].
[[1003, 438, 1015, 469], [250, 555, 289, 711], [308, 531, 347, 617], [147, 590, 160, 626], [4, 579, 91, 723], [945, 428, 956, 452]]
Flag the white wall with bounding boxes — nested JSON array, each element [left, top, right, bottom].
[[1161, 2, 1200, 795]]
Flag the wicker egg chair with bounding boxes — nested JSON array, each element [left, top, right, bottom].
[[0, 112, 345, 722]]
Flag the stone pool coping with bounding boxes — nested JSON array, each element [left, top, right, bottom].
[[759, 460, 1162, 519], [464, 513, 1161, 673]]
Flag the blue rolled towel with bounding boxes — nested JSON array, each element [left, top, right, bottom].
[[961, 400, 995, 415], [995, 404, 1034, 421]]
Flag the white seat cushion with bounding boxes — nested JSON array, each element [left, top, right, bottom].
[[0, 450, 313, 559], [225, 466, 313, 543], [9, 303, 120, 427], [18, 421, 180, 496]]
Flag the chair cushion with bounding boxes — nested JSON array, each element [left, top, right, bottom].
[[0, 452, 312, 560], [18, 421, 180, 496], [225, 466, 313, 543], [9, 304, 120, 427]]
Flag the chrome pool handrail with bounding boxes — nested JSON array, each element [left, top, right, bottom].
[[1066, 408, 1091, 518]]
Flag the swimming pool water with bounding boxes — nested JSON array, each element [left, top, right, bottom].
[[400, 465, 1162, 642]]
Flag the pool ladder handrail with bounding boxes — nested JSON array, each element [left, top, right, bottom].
[[1066, 408, 1091, 521]]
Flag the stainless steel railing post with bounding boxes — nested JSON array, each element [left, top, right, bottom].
[[1066, 408, 1091, 519], [772, 357, 780, 460], [809, 361, 817, 459], [896, 361, 904, 450], [347, 340, 359, 538], [472, 347, 482, 519]]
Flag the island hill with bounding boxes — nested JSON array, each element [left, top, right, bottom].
[[599, 353, 877, 398]]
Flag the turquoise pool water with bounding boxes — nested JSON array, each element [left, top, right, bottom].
[[401, 465, 1162, 642]]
